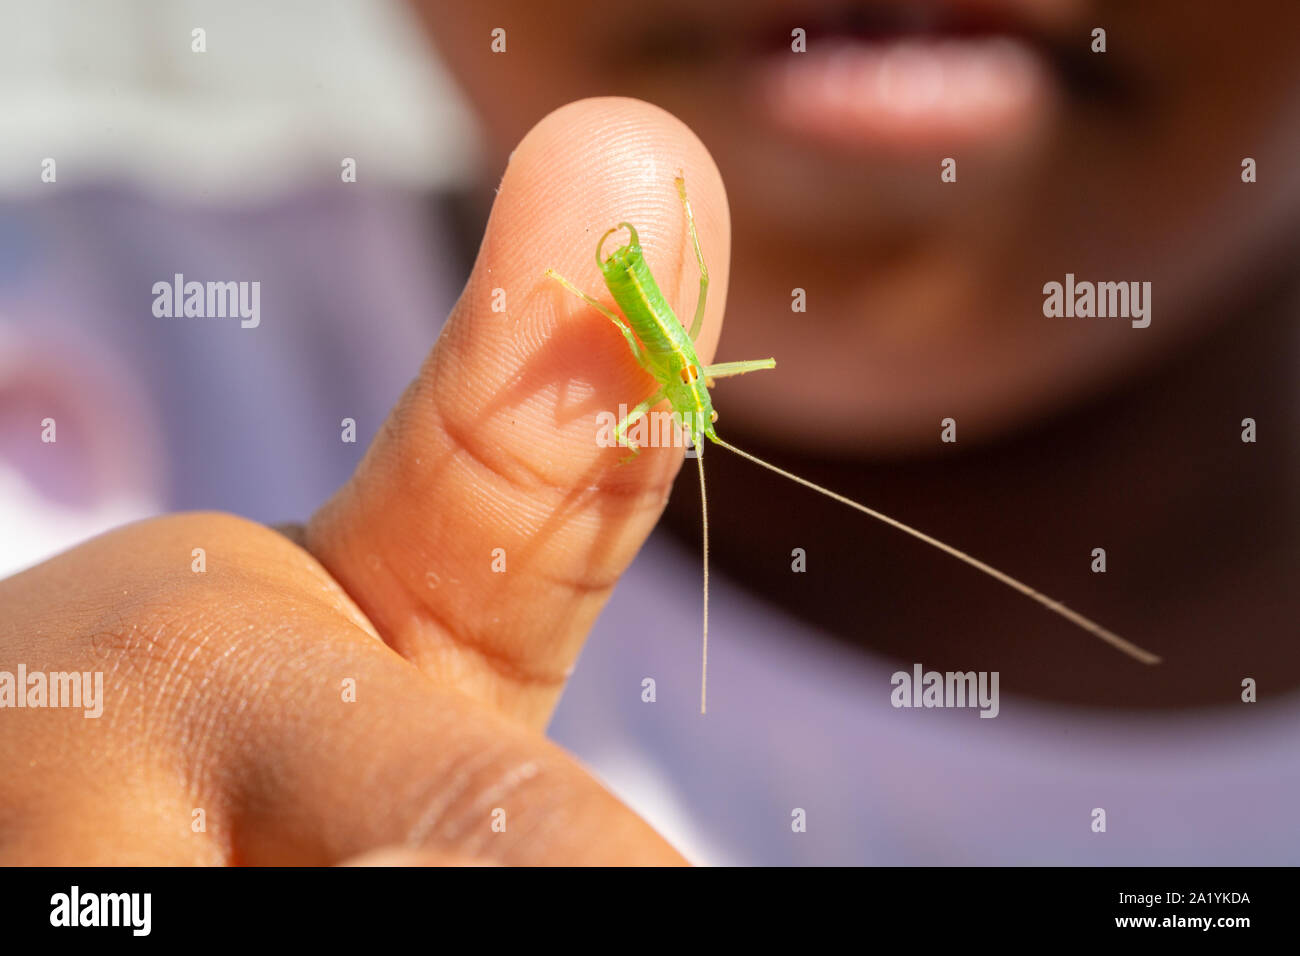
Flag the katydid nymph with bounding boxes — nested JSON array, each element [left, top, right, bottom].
[[546, 174, 1161, 714]]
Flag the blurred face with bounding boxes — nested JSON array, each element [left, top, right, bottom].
[[417, 1, 1300, 451]]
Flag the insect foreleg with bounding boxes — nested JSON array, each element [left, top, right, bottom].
[[545, 268, 646, 365]]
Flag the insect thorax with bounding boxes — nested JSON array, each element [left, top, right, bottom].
[[664, 377, 714, 439]]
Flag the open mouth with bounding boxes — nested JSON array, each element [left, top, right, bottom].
[[619, 1, 1126, 153]]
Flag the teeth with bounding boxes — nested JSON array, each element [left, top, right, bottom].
[[877, 41, 945, 113], [774, 33, 1046, 127], [823, 45, 863, 110], [955, 37, 1040, 109]]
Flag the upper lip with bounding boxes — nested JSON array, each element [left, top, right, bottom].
[[757, 0, 1074, 49], [617, 0, 1077, 55]]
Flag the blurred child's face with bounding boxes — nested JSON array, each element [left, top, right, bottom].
[[418, 1, 1300, 450]]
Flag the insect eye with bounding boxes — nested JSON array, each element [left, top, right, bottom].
[[710, 410, 719, 423]]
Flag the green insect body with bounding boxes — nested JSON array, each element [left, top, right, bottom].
[[547, 176, 775, 459], [596, 221, 718, 449], [547, 174, 1160, 715]]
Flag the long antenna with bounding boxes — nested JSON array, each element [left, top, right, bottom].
[[710, 436, 1161, 666], [696, 444, 711, 713]]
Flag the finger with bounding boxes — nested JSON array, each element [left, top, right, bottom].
[[0, 513, 683, 866], [305, 97, 731, 727], [226, 615, 688, 866]]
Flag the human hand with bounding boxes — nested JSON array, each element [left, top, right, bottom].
[[0, 98, 729, 866]]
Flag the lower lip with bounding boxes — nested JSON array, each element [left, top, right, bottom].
[[758, 35, 1056, 152]]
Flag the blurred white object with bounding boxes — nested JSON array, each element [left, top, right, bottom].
[[0, 465, 158, 578], [0, 0, 479, 198]]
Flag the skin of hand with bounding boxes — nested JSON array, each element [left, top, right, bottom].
[[0, 98, 723, 865]]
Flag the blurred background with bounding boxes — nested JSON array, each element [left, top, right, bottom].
[[0, 0, 475, 575]]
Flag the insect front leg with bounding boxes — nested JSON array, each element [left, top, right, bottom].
[[674, 174, 709, 342], [545, 268, 647, 365], [613, 387, 667, 461]]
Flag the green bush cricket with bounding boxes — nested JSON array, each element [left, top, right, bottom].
[[547, 174, 1161, 714]]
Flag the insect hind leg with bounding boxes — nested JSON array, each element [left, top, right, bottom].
[[613, 387, 666, 462]]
